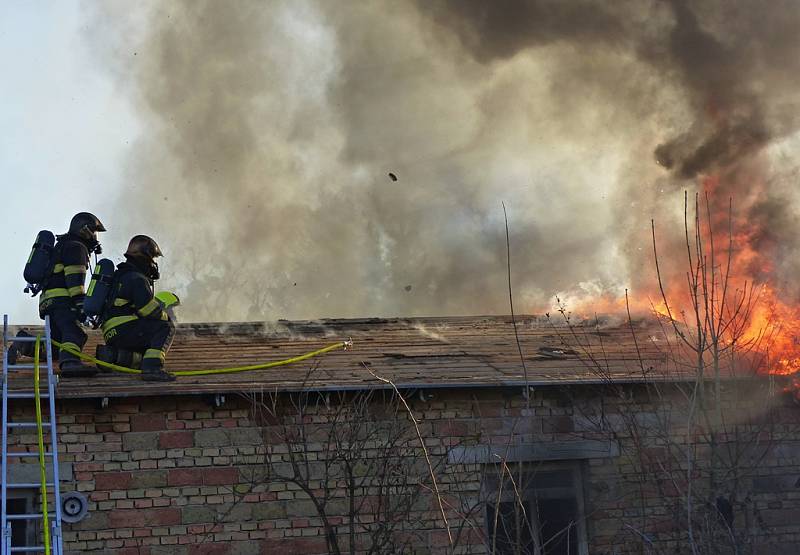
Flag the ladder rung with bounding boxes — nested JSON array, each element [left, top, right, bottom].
[[6, 482, 56, 488], [5, 364, 39, 369], [6, 513, 55, 520], [6, 452, 52, 458], [6, 422, 51, 428], [6, 392, 51, 399], [4, 336, 41, 343], [11, 547, 46, 553]]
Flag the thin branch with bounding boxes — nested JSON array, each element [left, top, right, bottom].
[[503, 201, 530, 409], [363, 363, 453, 548]]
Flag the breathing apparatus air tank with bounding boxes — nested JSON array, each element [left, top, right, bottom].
[[23, 230, 56, 294], [83, 258, 116, 318]]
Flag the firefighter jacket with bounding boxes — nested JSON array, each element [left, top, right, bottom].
[[39, 235, 90, 315], [101, 260, 167, 341]]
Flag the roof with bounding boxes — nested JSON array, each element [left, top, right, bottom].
[[6, 315, 759, 399]]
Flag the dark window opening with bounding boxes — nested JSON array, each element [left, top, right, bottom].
[[537, 497, 579, 555], [487, 501, 536, 554], [485, 464, 586, 555], [8, 498, 29, 547]]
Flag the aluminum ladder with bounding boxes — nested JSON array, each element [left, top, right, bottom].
[[1, 315, 63, 554]]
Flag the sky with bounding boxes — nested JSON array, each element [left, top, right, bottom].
[[0, 1, 139, 323]]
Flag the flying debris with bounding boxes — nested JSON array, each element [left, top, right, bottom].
[[388, 172, 398, 182], [404, 285, 412, 292]]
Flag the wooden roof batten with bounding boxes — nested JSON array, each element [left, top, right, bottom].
[[5, 315, 763, 399]]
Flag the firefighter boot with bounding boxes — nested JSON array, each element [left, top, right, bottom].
[[95, 346, 143, 373], [140, 358, 175, 382], [95, 345, 116, 374], [6, 330, 38, 365], [59, 359, 99, 378], [116, 349, 143, 370], [8, 330, 33, 364]]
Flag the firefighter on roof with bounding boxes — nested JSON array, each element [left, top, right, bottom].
[[101, 235, 176, 382], [10, 212, 106, 377]]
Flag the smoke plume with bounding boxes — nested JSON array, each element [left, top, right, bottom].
[[87, 0, 800, 321]]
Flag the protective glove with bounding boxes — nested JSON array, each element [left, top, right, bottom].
[[155, 291, 180, 309]]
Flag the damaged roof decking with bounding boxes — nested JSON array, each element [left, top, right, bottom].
[[8, 315, 752, 398]]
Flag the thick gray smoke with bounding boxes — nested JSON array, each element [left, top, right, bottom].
[[87, 0, 800, 321]]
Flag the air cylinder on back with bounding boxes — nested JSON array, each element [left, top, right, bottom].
[[23, 230, 55, 286], [83, 258, 116, 318]]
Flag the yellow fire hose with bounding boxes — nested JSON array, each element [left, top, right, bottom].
[[46, 337, 352, 376], [33, 337, 52, 555]]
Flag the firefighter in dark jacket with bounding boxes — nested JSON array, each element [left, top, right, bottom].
[[10, 212, 106, 377], [101, 235, 176, 382]]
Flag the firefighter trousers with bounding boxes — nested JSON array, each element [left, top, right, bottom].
[[106, 317, 176, 369], [23, 305, 87, 364]]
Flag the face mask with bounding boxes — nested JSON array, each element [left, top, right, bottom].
[[79, 227, 102, 254], [88, 237, 102, 255], [148, 260, 160, 281]]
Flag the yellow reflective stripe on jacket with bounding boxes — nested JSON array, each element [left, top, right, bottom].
[[113, 298, 130, 307], [52, 263, 65, 273], [40, 288, 70, 301], [143, 348, 165, 361], [63, 265, 85, 276], [137, 298, 161, 318], [67, 285, 85, 297], [101, 315, 138, 333]]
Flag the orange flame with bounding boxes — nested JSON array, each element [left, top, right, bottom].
[[561, 170, 800, 384], [670, 172, 799, 379], [742, 290, 800, 376]]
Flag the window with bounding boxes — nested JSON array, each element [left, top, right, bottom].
[[7, 493, 37, 548], [485, 462, 587, 555]]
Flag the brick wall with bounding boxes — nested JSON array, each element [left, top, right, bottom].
[[6, 378, 800, 554]]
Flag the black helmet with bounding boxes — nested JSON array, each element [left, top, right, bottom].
[[69, 212, 106, 240], [125, 235, 163, 260], [68, 212, 105, 253], [125, 235, 163, 280]]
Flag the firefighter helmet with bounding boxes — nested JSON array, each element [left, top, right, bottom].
[[69, 212, 106, 242], [125, 235, 163, 280], [125, 235, 163, 260]]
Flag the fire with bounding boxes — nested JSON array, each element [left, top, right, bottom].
[[563, 170, 800, 385], [651, 300, 672, 320], [741, 290, 800, 376], [658, 171, 800, 379]]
